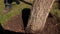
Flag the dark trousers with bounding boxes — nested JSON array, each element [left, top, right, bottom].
[[4, 0, 20, 4], [4, 0, 20, 8]]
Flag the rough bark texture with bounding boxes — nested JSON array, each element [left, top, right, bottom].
[[33, 14, 59, 34], [26, 0, 55, 33], [1, 13, 25, 33]]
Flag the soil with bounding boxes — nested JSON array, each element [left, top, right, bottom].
[[0, 13, 60, 34], [34, 13, 60, 34], [1, 13, 25, 33]]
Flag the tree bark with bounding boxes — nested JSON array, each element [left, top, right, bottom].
[[26, 0, 55, 33]]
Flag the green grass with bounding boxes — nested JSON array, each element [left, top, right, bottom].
[[0, 0, 32, 23], [0, 0, 60, 24], [50, 2, 60, 17]]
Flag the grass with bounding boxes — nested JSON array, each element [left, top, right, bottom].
[[0, 0, 60, 24], [0, 0, 32, 23], [50, 1, 60, 17]]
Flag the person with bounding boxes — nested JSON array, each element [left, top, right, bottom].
[[4, 0, 12, 9], [4, 0, 20, 9], [2, 0, 20, 14]]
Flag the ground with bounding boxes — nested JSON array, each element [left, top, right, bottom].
[[0, 0, 33, 33], [34, 14, 60, 34], [0, 0, 60, 34], [0, 0, 32, 23]]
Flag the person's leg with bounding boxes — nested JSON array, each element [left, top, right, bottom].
[[2, 0, 12, 14], [4, 0, 12, 10]]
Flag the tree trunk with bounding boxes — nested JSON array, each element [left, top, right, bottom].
[[26, 0, 55, 33]]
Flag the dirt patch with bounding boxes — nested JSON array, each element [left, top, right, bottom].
[[1, 13, 60, 34], [34, 14, 60, 34], [1, 13, 25, 33]]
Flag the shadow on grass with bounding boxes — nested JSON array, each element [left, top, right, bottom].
[[20, 0, 32, 6], [58, 0, 60, 9], [12, 0, 32, 6]]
